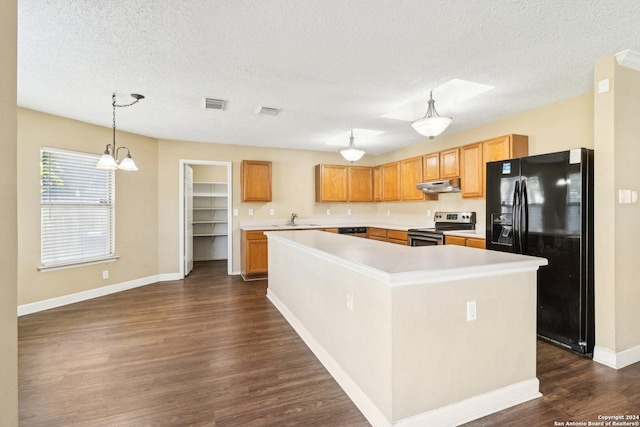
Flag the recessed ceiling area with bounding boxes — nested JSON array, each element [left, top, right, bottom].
[[16, 1, 640, 155]]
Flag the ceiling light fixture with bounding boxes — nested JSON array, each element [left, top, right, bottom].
[[411, 90, 452, 139], [340, 130, 365, 163], [97, 93, 145, 171]]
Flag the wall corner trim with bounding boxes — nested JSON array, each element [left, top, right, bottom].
[[615, 49, 640, 71]]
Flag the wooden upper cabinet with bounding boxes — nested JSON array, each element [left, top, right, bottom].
[[461, 134, 528, 199], [380, 161, 400, 201], [241, 160, 272, 202], [422, 153, 440, 181], [400, 156, 424, 201], [348, 166, 373, 202], [440, 148, 460, 178], [423, 148, 459, 181], [483, 134, 529, 163], [315, 164, 348, 202], [460, 142, 484, 198], [373, 166, 381, 202]]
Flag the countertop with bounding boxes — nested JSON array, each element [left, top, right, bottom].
[[240, 220, 425, 232], [264, 230, 546, 286]]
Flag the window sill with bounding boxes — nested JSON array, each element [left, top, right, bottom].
[[39, 256, 120, 272]]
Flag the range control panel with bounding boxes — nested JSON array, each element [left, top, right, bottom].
[[434, 211, 476, 224]]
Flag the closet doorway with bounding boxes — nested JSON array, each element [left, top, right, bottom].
[[179, 159, 232, 278]]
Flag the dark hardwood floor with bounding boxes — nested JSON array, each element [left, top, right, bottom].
[[19, 261, 640, 426]]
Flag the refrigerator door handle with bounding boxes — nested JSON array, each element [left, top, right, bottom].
[[513, 180, 520, 253], [521, 179, 528, 253]]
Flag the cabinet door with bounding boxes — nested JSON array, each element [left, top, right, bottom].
[[483, 134, 529, 163], [380, 162, 400, 201], [246, 239, 268, 274], [422, 153, 440, 181], [400, 157, 424, 201], [348, 166, 373, 202], [243, 231, 268, 275], [461, 143, 484, 198], [445, 235, 467, 246], [373, 166, 381, 202], [241, 160, 272, 202], [440, 148, 460, 178], [315, 165, 348, 202]]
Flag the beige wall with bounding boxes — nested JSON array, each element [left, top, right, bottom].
[[192, 164, 228, 182], [0, 0, 18, 424], [157, 139, 378, 275], [17, 108, 159, 305], [374, 93, 595, 227], [594, 56, 640, 354]]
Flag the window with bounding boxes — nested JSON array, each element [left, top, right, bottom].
[[40, 147, 116, 269]]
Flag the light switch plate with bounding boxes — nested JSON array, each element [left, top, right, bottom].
[[248, 208, 254, 216], [467, 301, 477, 321], [269, 209, 274, 216], [598, 79, 610, 94], [233, 209, 239, 216]]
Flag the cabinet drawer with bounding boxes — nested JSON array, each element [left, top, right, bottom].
[[466, 238, 486, 249], [388, 238, 408, 246], [387, 229, 408, 242], [368, 227, 387, 238], [245, 230, 267, 240], [445, 235, 467, 246]]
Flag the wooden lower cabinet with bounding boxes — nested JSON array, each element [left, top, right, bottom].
[[367, 228, 408, 245], [387, 229, 408, 245], [367, 227, 387, 241], [241, 230, 268, 279], [445, 235, 486, 249]]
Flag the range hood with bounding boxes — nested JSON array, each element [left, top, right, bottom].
[[416, 177, 461, 193]]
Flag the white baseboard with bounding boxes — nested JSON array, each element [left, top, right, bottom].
[[18, 275, 160, 316], [594, 344, 640, 369], [159, 272, 182, 281], [266, 289, 541, 427], [394, 379, 540, 427]]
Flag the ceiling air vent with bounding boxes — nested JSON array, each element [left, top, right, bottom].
[[255, 106, 280, 116], [204, 98, 227, 111]]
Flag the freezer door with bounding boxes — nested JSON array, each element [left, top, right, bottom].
[[485, 159, 520, 252], [520, 149, 594, 355]]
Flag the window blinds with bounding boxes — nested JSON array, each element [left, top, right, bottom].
[[41, 147, 115, 268]]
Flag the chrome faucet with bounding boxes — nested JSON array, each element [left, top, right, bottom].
[[289, 213, 298, 225]]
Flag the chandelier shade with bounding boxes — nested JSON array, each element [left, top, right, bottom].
[[411, 91, 452, 139], [340, 130, 365, 162]]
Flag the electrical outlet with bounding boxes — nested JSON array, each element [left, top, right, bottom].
[[427, 209, 432, 217], [269, 208, 275, 216], [248, 208, 254, 216], [346, 291, 354, 311], [326, 209, 331, 215], [387, 209, 391, 216], [233, 208, 239, 216], [347, 208, 352, 216], [467, 301, 477, 321], [102, 270, 109, 280]]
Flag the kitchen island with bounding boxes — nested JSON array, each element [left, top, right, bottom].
[[265, 230, 547, 427]]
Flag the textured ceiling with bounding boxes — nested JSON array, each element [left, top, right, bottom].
[[17, 0, 640, 155]]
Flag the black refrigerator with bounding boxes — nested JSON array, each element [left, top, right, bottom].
[[485, 148, 594, 356]]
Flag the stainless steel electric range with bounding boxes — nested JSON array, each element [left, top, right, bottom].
[[407, 212, 476, 246]]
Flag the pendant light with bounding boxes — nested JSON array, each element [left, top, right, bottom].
[[340, 130, 365, 163], [411, 90, 452, 139], [97, 93, 145, 171]]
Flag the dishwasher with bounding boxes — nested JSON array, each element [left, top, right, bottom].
[[338, 227, 367, 238]]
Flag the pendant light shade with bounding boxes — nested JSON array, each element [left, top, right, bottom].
[[96, 93, 144, 171], [411, 91, 452, 139], [340, 130, 365, 163]]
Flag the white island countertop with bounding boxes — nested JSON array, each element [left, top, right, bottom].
[[265, 230, 547, 286]]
